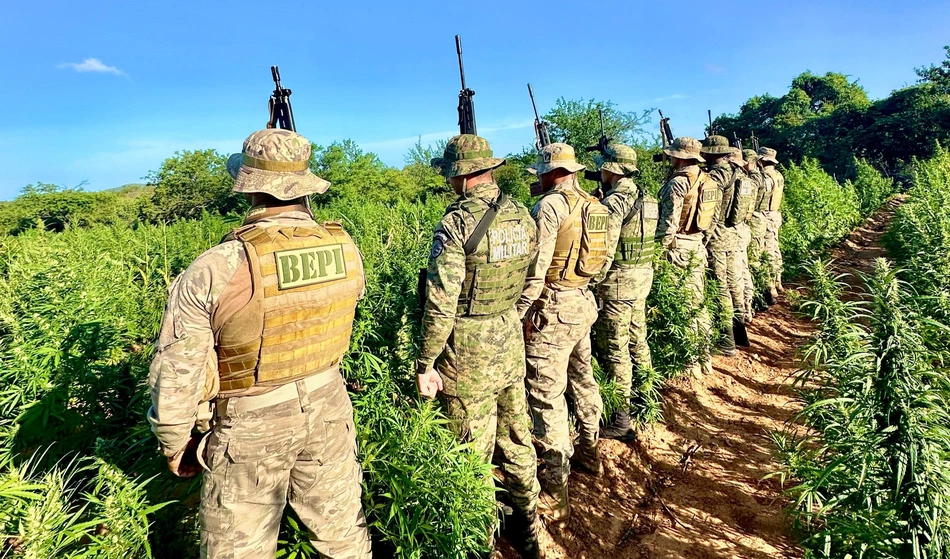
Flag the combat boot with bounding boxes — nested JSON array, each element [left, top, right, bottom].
[[600, 410, 636, 442], [733, 317, 751, 348], [537, 479, 570, 521], [770, 286, 780, 303], [505, 508, 544, 559], [762, 288, 776, 307], [716, 318, 737, 356], [571, 442, 604, 477]]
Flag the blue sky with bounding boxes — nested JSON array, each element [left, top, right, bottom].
[[1, 0, 948, 200]]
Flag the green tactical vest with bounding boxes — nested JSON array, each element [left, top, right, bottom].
[[755, 168, 773, 212], [614, 192, 659, 266], [728, 173, 756, 226], [456, 197, 535, 317]]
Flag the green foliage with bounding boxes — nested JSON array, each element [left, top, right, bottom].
[[0, 183, 145, 236], [916, 45, 950, 94], [885, 146, 950, 325], [145, 149, 242, 222], [779, 158, 862, 276], [847, 158, 896, 216], [778, 259, 950, 559]]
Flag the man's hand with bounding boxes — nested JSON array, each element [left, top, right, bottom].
[[417, 370, 444, 399], [167, 434, 203, 478]]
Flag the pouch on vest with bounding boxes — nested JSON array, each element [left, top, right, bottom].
[[768, 173, 784, 212], [693, 173, 720, 232], [727, 176, 756, 227], [576, 199, 610, 277]]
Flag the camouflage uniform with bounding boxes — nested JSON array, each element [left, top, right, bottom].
[[656, 137, 712, 376], [418, 135, 541, 550], [519, 143, 605, 514], [590, 144, 655, 439], [148, 129, 371, 559], [747, 150, 772, 304], [759, 148, 785, 293], [703, 137, 749, 352], [738, 149, 761, 318]]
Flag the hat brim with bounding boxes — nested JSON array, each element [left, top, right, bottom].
[[599, 161, 638, 175], [527, 160, 586, 175], [700, 146, 734, 155], [662, 148, 706, 164], [431, 156, 506, 178], [228, 153, 330, 200], [759, 156, 779, 164]]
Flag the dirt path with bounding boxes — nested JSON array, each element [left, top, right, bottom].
[[504, 200, 905, 559]]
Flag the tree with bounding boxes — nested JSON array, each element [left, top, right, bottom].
[[145, 149, 239, 222], [916, 45, 950, 93], [543, 98, 653, 170]]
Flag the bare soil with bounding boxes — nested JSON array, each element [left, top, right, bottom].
[[501, 200, 905, 559]]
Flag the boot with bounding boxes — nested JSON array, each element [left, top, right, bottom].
[[571, 442, 604, 477], [762, 288, 776, 307], [505, 508, 544, 559], [770, 286, 780, 303], [537, 479, 570, 521], [600, 410, 636, 442], [716, 317, 737, 356], [733, 317, 751, 348]]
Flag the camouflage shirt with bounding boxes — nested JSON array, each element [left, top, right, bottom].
[[706, 160, 747, 249], [595, 177, 650, 281], [516, 178, 584, 318], [147, 211, 364, 457], [416, 182, 538, 376], [656, 164, 704, 250]]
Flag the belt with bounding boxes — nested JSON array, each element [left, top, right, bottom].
[[216, 367, 340, 417]]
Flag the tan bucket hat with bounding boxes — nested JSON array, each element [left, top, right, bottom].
[[742, 149, 759, 163], [430, 134, 506, 178], [528, 142, 586, 175], [595, 143, 638, 176], [662, 137, 706, 163], [227, 129, 329, 200], [757, 147, 779, 164], [700, 135, 733, 155]]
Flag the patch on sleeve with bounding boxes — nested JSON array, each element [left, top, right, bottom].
[[430, 230, 450, 260]]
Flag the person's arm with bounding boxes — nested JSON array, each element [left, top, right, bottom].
[[656, 177, 687, 251], [415, 215, 467, 389], [517, 193, 569, 317]]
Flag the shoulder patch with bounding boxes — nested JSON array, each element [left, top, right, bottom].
[[430, 230, 450, 260]]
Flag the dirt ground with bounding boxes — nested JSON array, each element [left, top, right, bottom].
[[500, 200, 905, 559]]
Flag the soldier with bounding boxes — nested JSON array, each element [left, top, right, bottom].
[[741, 149, 763, 315], [518, 143, 608, 521], [416, 134, 543, 559], [758, 147, 785, 299], [590, 144, 657, 441], [734, 150, 758, 321], [702, 136, 755, 353], [148, 129, 372, 558], [746, 149, 775, 307], [655, 137, 716, 377]]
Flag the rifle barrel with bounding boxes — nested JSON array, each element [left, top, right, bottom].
[[455, 35, 466, 90]]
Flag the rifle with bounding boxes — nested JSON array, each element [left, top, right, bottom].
[[706, 109, 715, 137], [455, 35, 476, 135], [732, 132, 743, 151], [583, 109, 611, 198], [751, 132, 760, 152], [267, 66, 295, 132], [527, 84, 551, 151], [653, 109, 675, 162]]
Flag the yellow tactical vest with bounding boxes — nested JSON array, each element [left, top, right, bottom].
[[766, 168, 785, 212], [677, 167, 719, 235], [215, 222, 363, 393], [545, 188, 610, 289], [457, 198, 535, 317]]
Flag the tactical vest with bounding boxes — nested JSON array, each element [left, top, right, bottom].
[[766, 168, 785, 212], [677, 168, 719, 235], [614, 191, 659, 267], [456, 198, 535, 317], [755, 169, 774, 212], [215, 222, 363, 393], [546, 187, 610, 288], [722, 166, 756, 227]]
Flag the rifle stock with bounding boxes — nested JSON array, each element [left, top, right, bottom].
[[455, 35, 476, 135]]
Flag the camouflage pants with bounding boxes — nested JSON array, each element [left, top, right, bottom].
[[439, 380, 541, 516], [735, 223, 754, 320], [199, 374, 371, 559], [592, 266, 654, 400], [709, 232, 743, 325], [749, 212, 771, 289], [525, 288, 603, 487], [667, 241, 711, 366], [765, 211, 784, 286]]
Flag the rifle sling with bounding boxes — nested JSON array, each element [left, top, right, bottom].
[[463, 193, 507, 256]]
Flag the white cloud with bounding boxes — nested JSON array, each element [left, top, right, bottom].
[[653, 93, 688, 103], [58, 58, 126, 76]]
